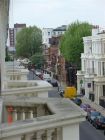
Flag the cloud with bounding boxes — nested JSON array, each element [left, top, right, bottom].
[[9, 0, 105, 28]]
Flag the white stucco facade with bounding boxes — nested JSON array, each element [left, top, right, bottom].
[[42, 25, 67, 48], [42, 28, 53, 47], [77, 26, 105, 104]]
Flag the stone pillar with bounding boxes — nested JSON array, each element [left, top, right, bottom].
[[29, 110, 33, 119], [97, 85, 100, 104], [0, 0, 9, 91], [77, 76, 80, 94], [46, 129, 54, 140], [13, 109, 18, 121], [100, 85, 103, 97], [101, 62, 103, 76], [56, 128, 62, 140], [95, 85, 100, 104], [25, 133, 33, 140], [21, 110, 25, 120], [36, 131, 45, 140], [62, 124, 79, 140]]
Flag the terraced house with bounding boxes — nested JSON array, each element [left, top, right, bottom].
[[77, 26, 105, 106]]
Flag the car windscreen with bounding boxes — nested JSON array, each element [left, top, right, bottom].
[[91, 112, 100, 116], [100, 117, 105, 122]]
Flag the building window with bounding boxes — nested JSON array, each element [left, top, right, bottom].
[[84, 60, 86, 71], [89, 46, 92, 53], [92, 61, 94, 73], [48, 32, 50, 36], [102, 62, 105, 76], [53, 31, 56, 35]]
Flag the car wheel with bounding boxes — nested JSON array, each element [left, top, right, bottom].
[[104, 130, 105, 135], [90, 120, 92, 123], [86, 116, 88, 120]]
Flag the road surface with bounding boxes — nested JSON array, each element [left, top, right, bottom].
[[80, 121, 105, 140]]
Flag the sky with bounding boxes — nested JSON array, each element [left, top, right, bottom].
[[9, 0, 105, 29]]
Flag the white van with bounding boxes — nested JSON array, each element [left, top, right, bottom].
[[43, 74, 52, 82]]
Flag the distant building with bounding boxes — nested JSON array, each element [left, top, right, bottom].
[[52, 25, 67, 37], [7, 23, 26, 52], [42, 25, 67, 83], [42, 28, 53, 48], [77, 25, 105, 105], [42, 25, 67, 48]]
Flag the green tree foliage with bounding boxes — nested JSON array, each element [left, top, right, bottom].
[[60, 21, 92, 69], [30, 53, 45, 69], [16, 26, 42, 58]]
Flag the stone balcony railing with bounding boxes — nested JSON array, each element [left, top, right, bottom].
[[2, 80, 53, 98], [0, 97, 86, 140], [6, 68, 29, 80], [6, 61, 29, 80]]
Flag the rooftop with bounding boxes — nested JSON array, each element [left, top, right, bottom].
[[53, 25, 67, 31]]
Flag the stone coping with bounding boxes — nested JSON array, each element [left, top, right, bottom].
[[0, 97, 86, 138], [2, 80, 52, 96]]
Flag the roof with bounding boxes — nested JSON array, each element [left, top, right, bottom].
[[53, 25, 67, 31]]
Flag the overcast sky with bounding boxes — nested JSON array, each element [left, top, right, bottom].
[[9, 0, 105, 29]]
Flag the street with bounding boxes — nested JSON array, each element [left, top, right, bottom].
[[48, 87, 60, 97], [80, 121, 105, 140]]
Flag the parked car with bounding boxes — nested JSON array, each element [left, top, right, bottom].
[[93, 115, 105, 129], [87, 111, 101, 123], [35, 69, 42, 76], [80, 103, 91, 112], [48, 79, 58, 87], [73, 98, 82, 106], [43, 73, 52, 82]]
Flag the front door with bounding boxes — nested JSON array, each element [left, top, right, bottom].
[[103, 85, 105, 96]]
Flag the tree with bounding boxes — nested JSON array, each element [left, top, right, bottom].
[[16, 26, 42, 58], [60, 21, 92, 69], [30, 53, 45, 69]]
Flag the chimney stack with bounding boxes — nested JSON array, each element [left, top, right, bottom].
[[92, 25, 99, 36]]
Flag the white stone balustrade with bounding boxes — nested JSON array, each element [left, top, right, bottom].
[[0, 98, 86, 140], [2, 80, 52, 98], [6, 67, 29, 81]]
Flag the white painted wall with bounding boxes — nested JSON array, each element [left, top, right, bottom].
[[42, 28, 53, 47], [77, 27, 105, 101]]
